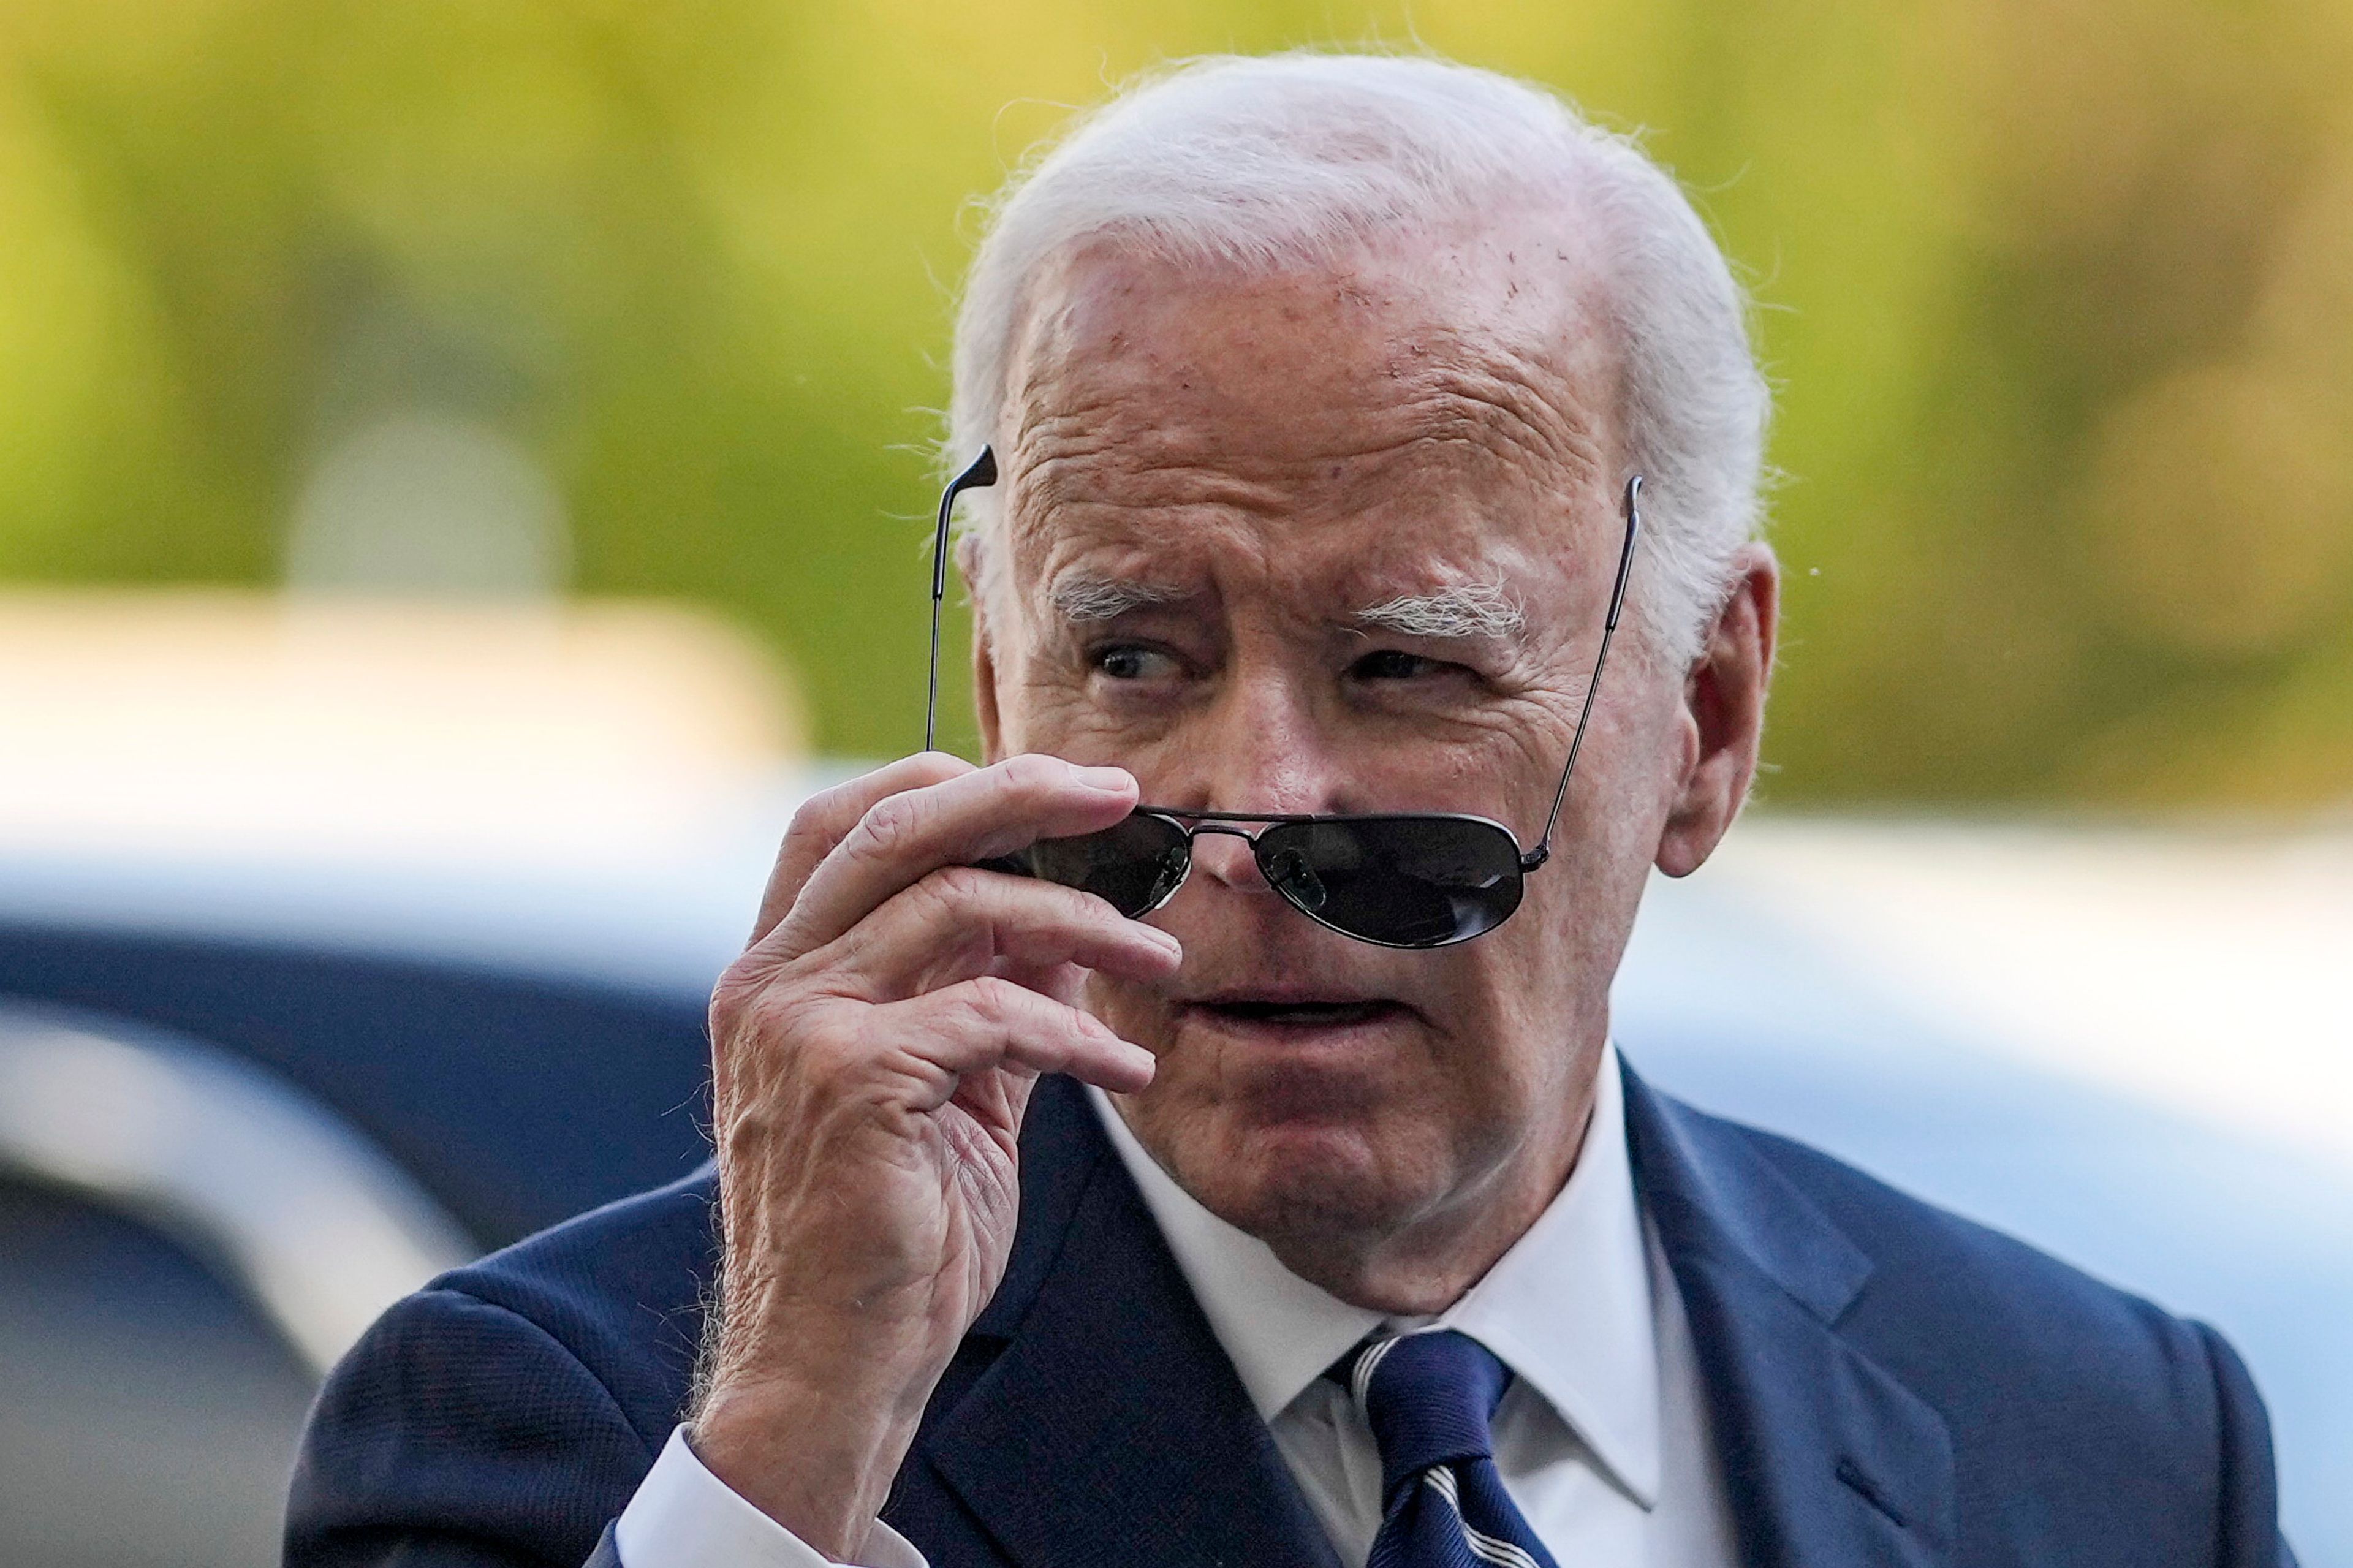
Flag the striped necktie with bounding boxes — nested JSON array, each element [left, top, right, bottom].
[[1342, 1330, 1561, 1568]]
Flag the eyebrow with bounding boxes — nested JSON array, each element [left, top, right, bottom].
[[1352, 581, 1526, 640], [1048, 572, 1188, 623], [1045, 569, 1529, 641]]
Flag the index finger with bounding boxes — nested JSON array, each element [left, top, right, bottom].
[[764, 752, 1141, 961], [746, 752, 975, 946]]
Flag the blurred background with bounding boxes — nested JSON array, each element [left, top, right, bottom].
[[0, 1, 2346, 1564]]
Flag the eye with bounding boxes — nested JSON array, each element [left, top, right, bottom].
[[1349, 648, 1452, 681], [1091, 643, 1182, 681]]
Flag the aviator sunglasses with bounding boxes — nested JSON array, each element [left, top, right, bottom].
[[924, 449, 1642, 949]]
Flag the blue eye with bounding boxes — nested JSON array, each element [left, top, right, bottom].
[[1093, 645, 1178, 680]]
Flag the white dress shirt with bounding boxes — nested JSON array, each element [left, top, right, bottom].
[[615, 1045, 1737, 1568]]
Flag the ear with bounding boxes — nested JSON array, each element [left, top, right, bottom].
[[972, 631, 1006, 764], [961, 538, 1008, 764], [1656, 544, 1779, 878]]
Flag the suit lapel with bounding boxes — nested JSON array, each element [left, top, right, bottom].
[[916, 1075, 1340, 1568], [907, 1066, 1957, 1568], [1624, 1066, 1955, 1567]]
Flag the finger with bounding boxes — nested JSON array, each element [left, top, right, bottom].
[[881, 976, 1155, 1107], [768, 753, 1140, 960], [1020, 959, 1091, 1011], [825, 865, 1183, 999], [749, 752, 974, 945]]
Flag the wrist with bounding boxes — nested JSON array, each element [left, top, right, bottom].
[[691, 1355, 934, 1558]]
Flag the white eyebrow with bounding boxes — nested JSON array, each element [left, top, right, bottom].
[[1353, 581, 1526, 640], [1049, 572, 1186, 623]]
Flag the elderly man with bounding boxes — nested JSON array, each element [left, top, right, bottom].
[[287, 51, 2295, 1568]]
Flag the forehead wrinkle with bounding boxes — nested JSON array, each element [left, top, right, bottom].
[[1002, 218, 1621, 501], [1010, 300, 1607, 502], [1020, 448, 1299, 523], [1006, 420, 1302, 556], [1387, 341, 1610, 494], [1009, 360, 1606, 543]]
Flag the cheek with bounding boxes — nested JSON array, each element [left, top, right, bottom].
[[1077, 971, 1167, 1043], [1422, 946, 1556, 1089]]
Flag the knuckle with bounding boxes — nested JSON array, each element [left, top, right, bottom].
[[1045, 877, 1122, 926], [711, 950, 779, 1018], [999, 752, 1067, 798], [961, 974, 1025, 1026], [789, 782, 847, 831], [786, 778, 862, 847], [1017, 877, 1121, 942], [854, 791, 930, 862], [775, 818, 826, 874], [924, 863, 993, 911], [713, 971, 799, 1050], [709, 970, 756, 1030]]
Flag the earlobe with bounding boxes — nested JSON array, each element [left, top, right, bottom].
[[1654, 691, 1707, 877], [1654, 547, 1779, 879]]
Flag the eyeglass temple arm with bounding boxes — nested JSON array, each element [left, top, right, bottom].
[[926, 446, 999, 752], [1523, 475, 1643, 872]]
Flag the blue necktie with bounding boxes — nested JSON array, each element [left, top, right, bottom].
[[1342, 1330, 1562, 1568]]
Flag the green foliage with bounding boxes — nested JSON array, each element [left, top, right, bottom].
[[1, 0, 2347, 803]]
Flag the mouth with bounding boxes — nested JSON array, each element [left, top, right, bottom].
[[1187, 996, 1411, 1030]]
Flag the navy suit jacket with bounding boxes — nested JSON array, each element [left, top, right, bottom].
[[286, 1066, 2297, 1567]]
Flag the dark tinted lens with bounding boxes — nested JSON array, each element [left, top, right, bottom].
[[1256, 816, 1525, 947], [982, 812, 1192, 918]]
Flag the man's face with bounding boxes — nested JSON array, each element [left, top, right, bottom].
[[974, 221, 1694, 1303]]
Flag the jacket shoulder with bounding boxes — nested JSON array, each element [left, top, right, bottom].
[[286, 1169, 717, 1567], [1680, 1102, 2284, 1559], [429, 1163, 720, 1431], [1719, 1112, 2205, 1365]]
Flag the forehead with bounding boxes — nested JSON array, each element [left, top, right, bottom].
[[994, 218, 1621, 604]]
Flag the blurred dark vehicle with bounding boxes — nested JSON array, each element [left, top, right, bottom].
[[1, 817, 2345, 1566], [0, 588, 787, 1567], [0, 885, 714, 1568]]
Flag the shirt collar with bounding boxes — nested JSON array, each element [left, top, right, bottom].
[[1088, 1043, 1662, 1507]]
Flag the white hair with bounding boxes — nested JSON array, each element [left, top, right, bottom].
[[945, 51, 1770, 665], [1356, 581, 1526, 640]]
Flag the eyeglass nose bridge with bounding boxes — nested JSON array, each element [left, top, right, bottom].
[[1162, 818, 1331, 912], [1176, 820, 1262, 844], [1168, 818, 1272, 882]]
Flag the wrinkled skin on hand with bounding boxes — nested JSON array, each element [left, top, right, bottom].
[[695, 751, 1178, 1557]]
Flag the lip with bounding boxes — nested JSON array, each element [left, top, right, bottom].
[[1179, 994, 1417, 1034], [1174, 998, 1416, 1123], [1185, 983, 1396, 1009]]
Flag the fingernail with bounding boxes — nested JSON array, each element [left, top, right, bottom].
[[1072, 765, 1132, 793]]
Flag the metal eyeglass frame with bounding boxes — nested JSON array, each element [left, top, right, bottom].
[[925, 445, 1641, 880]]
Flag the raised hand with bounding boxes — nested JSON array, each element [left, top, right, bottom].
[[692, 752, 1180, 1559]]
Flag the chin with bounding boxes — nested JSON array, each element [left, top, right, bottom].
[[1103, 989, 1486, 1245], [1146, 1094, 1447, 1248]]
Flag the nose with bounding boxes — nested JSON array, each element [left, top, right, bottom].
[[1179, 668, 1347, 893], [1186, 825, 1265, 893]]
